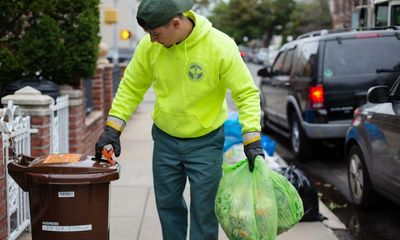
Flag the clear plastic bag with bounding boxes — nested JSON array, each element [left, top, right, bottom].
[[215, 157, 278, 240]]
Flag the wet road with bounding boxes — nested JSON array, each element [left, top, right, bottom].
[[271, 132, 400, 240], [246, 62, 400, 240]]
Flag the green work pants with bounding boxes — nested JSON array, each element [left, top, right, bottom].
[[151, 124, 224, 240]]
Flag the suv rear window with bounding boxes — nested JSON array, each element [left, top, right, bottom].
[[392, 5, 400, 26], [323, 36, 400, 78]]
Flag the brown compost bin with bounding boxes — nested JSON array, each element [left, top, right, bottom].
[[7, 154, 120, 240]]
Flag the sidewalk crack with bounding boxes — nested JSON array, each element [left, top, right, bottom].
[[136, 186, 151, 240]]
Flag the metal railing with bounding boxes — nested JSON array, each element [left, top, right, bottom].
[[1, 101, 36, 240]]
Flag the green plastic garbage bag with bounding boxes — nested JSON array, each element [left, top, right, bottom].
[[215, 157, 278, 240], [269, 169, 304, 234]]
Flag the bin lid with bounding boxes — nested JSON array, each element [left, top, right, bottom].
[[20, 154, 119, 184], [26, 154, 117, 173]]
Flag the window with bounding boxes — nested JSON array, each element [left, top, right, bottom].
[[391, 5, 400, 26], [282, 49, 295, 75], [272, 48, 295, 76], [375, 4, 389, 26], [323, 36, 400, 78], [293, 41, 318, 77], [272, 51, 286, 75]]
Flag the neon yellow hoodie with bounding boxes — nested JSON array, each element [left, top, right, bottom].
[[109, 11, 261, 138]]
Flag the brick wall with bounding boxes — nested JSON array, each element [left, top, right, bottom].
[[119, 63, 128, 80], [0, 62, 118, 238], [31, 116, 51, 157], [103, 64, 114, 122], [62, 64, 116, 156], [332, 0, 369, 28], [83, 113, 104, 155], [65, 89, 86, 154]]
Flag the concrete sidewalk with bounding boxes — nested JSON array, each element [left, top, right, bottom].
[[108, 91, 346, 240], [17, 91, 346, 240]]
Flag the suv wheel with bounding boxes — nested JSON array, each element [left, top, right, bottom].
[[290, 114, 311, 161], [347, 144, 377, 207]]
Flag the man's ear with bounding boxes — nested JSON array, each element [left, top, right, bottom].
[[171, 18, 181, 29]]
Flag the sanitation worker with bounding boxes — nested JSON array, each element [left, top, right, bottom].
[[95, 0, 264, 239]]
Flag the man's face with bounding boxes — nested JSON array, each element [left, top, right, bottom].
[[146, 19, 179, 48]]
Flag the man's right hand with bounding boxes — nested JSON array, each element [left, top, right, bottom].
[[95, 116, 126, 160], [95, 125, 121, 160], [95, 116, 126, 161]]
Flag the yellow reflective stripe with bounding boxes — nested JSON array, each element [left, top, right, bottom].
[[106, 120, 123, 133], [243, 135, 261, 146]]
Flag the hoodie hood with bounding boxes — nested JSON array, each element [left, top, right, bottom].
[[180, 11, 212, 48]]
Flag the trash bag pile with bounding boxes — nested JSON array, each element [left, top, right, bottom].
[[279, 166, 321, 222]]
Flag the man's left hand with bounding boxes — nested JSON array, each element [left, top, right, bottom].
[[243, 132, 264, 172]]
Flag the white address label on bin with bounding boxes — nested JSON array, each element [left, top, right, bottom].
[[58, 191, 75, 198], [42, 224, 92, 232]]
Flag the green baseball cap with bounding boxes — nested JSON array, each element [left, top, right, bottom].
[[137, 0, 193, 30]]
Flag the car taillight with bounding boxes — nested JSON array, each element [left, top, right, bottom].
[[309, 85, 324, 108], [352, 108, 361, 126]]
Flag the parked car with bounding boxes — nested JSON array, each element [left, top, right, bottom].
[[239, 46, 254, 63], [253, 48, 269, 65], [107, 47, 134, 64], [257, 27, 400, 161], [345, 75, 400, 207]]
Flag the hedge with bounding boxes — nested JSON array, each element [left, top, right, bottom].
[[0, 0, 100, 95]]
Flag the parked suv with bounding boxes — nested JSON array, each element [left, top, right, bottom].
[[257, 27, 400, 161]]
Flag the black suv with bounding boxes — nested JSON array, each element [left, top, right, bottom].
[[258, 28, 400, 161]]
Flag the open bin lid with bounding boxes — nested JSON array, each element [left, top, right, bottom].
[[8, 154, 120, 188]]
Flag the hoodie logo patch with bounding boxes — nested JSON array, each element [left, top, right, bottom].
[[187, 63, 204, 82]]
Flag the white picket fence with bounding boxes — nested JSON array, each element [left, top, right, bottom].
[[1, 101, 35, 240], [50, 95, 69, 154], [1, 95, 69, 239]]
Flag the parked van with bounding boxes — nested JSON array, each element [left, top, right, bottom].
[[352, 0, 400, 28]]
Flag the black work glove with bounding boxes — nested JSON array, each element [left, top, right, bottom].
[[95, 125, 121, 160], [244, 139, 265, 172]]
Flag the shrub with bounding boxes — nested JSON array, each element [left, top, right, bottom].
[[0, 0, 100, 95]]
